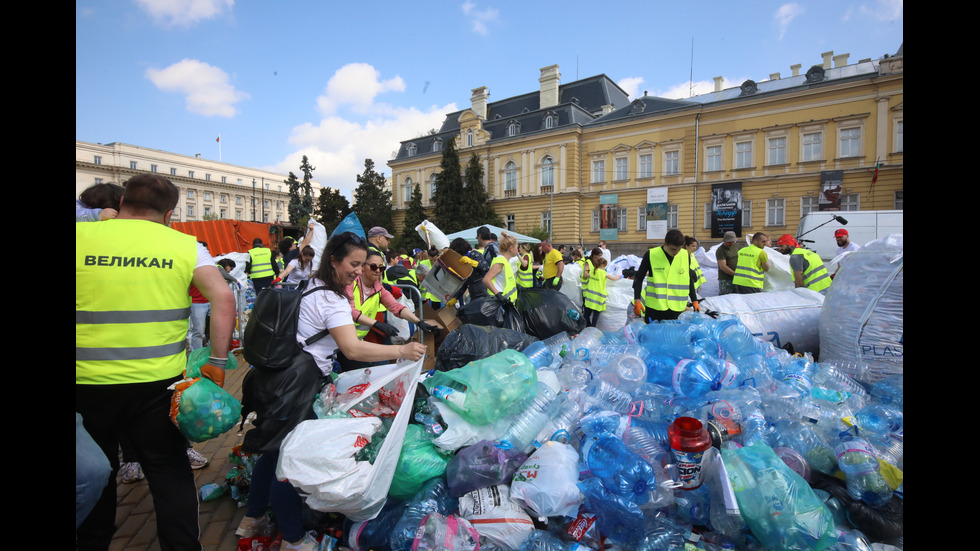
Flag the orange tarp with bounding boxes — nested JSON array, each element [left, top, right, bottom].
[[171, 220, 279, 255]]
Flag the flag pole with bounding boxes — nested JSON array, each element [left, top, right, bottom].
[[217, 134, 222, 162]]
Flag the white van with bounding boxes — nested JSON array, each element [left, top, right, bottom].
[[795, 210, 903, 261]]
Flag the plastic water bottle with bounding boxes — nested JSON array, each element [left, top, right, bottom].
[[630, 383, 674, 424], [715, 322, 765, 361], [779, 356, 817, 396], [541, 331, 573, 359], [637, 322, 709, 359], [583, 377, 634, 414], [653, 358, 722, 397], [812, 363, 869, 400], [586, 344, 649, 369], [668, 416, 712, 490], [496, 382, 558, 451], [607, 353, 648, 393], [431, 385, 468, 411], [773, 419, 838, 475], [855, 403, 903, 436], [625, 423, 670, 468], [556, 359, 594, 392], [570, 327, 603, 360], [835, 431, 893, 507], [576, 477, 646, 547], [535, 391, 583, 445], [521, 341, 554, 370], [583, 434, 657, 504], [737, 407, 775, 448], [869, 374, 904, 409]]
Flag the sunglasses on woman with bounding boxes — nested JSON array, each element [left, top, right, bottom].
[[365, 263, 384, 272]]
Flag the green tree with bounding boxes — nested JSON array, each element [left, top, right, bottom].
[[520, 225, 551, 242], [315, 187, 353, 235], [299, 155, 316, 221], [398, 182, 428, 251], [431, 138, 466, 234], [353, 159, 392, 231], [285, 171, 302, 224], [461, 153, 503, 226]]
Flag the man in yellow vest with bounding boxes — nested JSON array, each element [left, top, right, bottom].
[[247, 237, 276, 294], [776, 234, 832, 295], [632, 229, 699, 322], [733, 232, 771, 294], [76, 174, 236, 551]]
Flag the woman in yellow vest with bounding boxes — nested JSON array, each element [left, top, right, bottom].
[[484, 231, 519, 304], [516, 243, 535, 289], [684, 236, 707, 291], [583, 255, 621, 327]]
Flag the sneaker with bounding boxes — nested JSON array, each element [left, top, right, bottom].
[[281, 531, 321, 551], [234, 513, 270, 538], [120, 462, 144, 484], [187, 447, 210, 470]]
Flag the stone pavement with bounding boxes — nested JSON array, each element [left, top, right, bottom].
[[108, 355, 252, 551]]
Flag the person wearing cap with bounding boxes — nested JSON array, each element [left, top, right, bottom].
[[776, 234, 831, 294], [367, 226, 393, 260], [715, 231, 740, 295], [247, 237, 276, 294], [835, 228, 861, 256], [733, 232, 770, 294]]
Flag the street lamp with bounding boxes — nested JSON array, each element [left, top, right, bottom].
[[251, 178, 256, 221]]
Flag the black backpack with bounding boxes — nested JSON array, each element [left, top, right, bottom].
[[243, 285, 331, 370]]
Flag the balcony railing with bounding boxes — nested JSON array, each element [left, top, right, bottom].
[[504, 189, 516, 198], [540, 185, 553, 194]]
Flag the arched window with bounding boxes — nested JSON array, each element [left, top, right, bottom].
[[541, 156, 554, 190], [429, 173, 438, 203], [466, 129, 474, 147], [407, 143, 417, 157], [432, 138, 442, 152], [544, 115, 555, 129], [403, 177, 413, 203], [504, 162, 517, 193]]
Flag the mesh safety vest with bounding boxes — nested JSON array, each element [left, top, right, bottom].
[[733, 245, 765, 289], [486, 255, 517, 303], [249, 247, 274, 279], [583, 267, 610, 312], [351, 278, 384, 339], [691, 255, 706, 290], [76, 219, 197, 385], [791, 248, 831, 292], [643, 247, 691, 313], [516, 253, 534, 288]]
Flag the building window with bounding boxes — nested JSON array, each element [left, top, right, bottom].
[[504, 162, 517, 196], [614, 157, 628, 181], [205, 173, 212, 181], [664, 150, 679, 175], [841, 193, 860, 211], [204, 192, 212, 200], [404, 177, 413, 204], [735, 141, 753, 169], [894, 120, 903, 153], [219, 208, 226, 218], [130, 161, 138, 170], [766, 198, 785, 226], [94, 177, 103, 184], [429, 174, 438, 204], [541, 156, 554, 191], [667, 204, 679, 230], [839, 127, 862, 158], [170, 167, 178, 176], [187, 205, 195, 217], [204, 207, 212, 217], [466, 129, 474, 147], [544, 115, 555, 129], [432, 138, 442, 152], [705, 145, 722, 172], [638, 154, 653, 178], [237, 178, 243, 185], [94, 156, 102, 165], [894, 190, 903, 210], [703, 203, 711, 230], [220, 194, 228, 203], [506, 213, 516, 231], [592, 159, 605, 183], [188, 170, 195, 178], [236, 209, 242, 218], [742, 200, 752, 227], [591, 210, 600, 232], [187, 190, 195, 199], [619, 207, 628, 231], [236, 196, 243, 205], [541, 211, 551, 233], [802, 132, 823, 162], [151, 164, 158, 173], [507, 122, 519, 137], [221, 176, 227, 183], [801, 195, 819, 216], [407, 143, 417, 157], [768, 136, 787, 165], [637, 206, 646, 231]]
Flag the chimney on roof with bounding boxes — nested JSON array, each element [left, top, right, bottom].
[[791, 64, 802, 76], [769, 72, 781, 80], [821, 51, 833, 69], [833, 53, 850, 67], [713, 76, 724, 92], [539, 64, 561, 109], [470, 86, 489, 119]]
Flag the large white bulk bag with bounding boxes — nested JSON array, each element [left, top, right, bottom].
[[701, 288, 825, 354]]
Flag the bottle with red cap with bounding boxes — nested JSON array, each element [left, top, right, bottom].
[[668, 416, 712, 490]]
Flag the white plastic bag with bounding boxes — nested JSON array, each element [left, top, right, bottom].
[[306, 220, 329, 273], [458, 484, 535, 550], [276, 359, 424, 521], [509, 441, 583, 520], [432, 399, 500, 452], [416, 220, 450, 250], [700, 289, 825, 354]]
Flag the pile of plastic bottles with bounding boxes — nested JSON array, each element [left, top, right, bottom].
[[338, 312, 905, 551]]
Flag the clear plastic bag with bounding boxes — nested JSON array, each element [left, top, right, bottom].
[[423, 349, 537, 426], [411, 513, 480, 551], [510, 441, 583, 520]]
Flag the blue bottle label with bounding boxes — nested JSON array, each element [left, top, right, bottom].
[[674, 449, 706, 489]]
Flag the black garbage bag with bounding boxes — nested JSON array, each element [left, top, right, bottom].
[[808, 469, 904, 542], [457, 296, 526, 333], [435, 324, 538, 371], [514, 287, 587, 340]]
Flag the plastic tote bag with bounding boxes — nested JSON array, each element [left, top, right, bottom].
[[276, 358, 425, 521]]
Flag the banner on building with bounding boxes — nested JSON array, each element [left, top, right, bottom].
[[646, 188, 668, 240], [599, 194, 619, 241], [819, 170, 844, 211], [710, 182, 742, 238]]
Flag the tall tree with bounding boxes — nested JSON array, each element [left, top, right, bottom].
[[285, 171, 302, 224], [461, 153, 503, 226], [299, 155, 316, 222], [353, 159, 393, 231], [431, 138, 466, 234], [400, 182, 427, 251], [314, 187, 353, 236]]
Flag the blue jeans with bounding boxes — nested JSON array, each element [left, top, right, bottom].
[[187, 302, 210, 351], [246, 451, 305, 542], [76, 413, 112, 529]]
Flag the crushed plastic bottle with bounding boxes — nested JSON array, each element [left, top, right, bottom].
[[835, 430, 893, 508]]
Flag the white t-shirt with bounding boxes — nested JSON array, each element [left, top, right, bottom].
[[296, 278, 354, 375], [836, 242, 861, 256], [285, 258, 313, 283]]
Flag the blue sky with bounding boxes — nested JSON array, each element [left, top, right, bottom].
[[76, 0, 903, 198]]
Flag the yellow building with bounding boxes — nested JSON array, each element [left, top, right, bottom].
[[389, 47, 903, 256]]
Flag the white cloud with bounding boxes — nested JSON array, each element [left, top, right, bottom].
[[462, 1, 499, 35], [617, 77, 645, 99], [859, 0, 903, 21], [135, 0, 234, 27], [283, 64, 455, 198], [654, 77, 745, 100], [145, 59, 249, 117], [774, 3, 805, 40]]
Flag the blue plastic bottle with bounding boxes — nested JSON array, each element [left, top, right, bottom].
[[855, 403, 903, 436], [835, 431, 893, 508], [869, 374, 904, 409], [521, 340, 554, 370], [664, 358, 722, 397], [497, 382, 558, 451]]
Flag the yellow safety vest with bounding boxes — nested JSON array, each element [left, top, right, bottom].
[[577, 259, 590, 284], [351, 278, 384, 339], [643, 247, 691, 313], [733, 244, 765, 290], [486, 255, 517, 303], [691, 255, 706, 290], [249, 247, 275, 279], [76, 219, 197, 385], [583, 267, 610, 312], [791, 248, 831, 292], [516, 253, 534, 288]]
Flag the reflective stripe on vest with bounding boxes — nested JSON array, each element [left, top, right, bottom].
[[249, 247, 275, 279], [792, 248, 831, 291], [577, 259, 590, 283], [352, 279, 384, 339], [486, 255, 517, 303], [583, 267, 610, 312], [691, 255, 706, 289], [516, 253, 534, 288], [76, 219, 197, 384], [733, 245, 765, 289], [643, 247, 691, 312]]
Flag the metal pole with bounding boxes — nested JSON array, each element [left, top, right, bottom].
[[251, 179, 256, 221]]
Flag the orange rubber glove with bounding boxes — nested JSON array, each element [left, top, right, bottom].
[[692, 300, 701, 312], [200, 357, 227, 388], [633, 299, 645, 317]]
